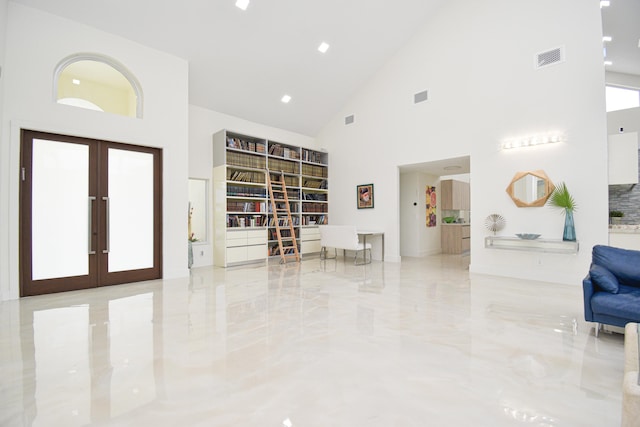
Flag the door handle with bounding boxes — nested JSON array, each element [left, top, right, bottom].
[[103, 196, 110, 254], [88, 196, 96, 255]]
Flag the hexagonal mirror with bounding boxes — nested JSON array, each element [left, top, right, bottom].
[[506, 170, 555, 207]]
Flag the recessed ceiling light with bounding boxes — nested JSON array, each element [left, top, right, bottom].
[[318, 42, 330, 53], [281, 95, 291, 103], [235, 0, 249, 11], [603, 36, 612, 42], [604, 60, 613, 66], [72, 79, 80, 85], [600, 1, 610, 8]]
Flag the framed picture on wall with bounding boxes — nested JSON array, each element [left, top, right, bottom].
[[357, 184, 374, 209], [426, 185, 436, 227]]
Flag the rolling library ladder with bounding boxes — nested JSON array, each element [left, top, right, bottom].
[[266, 170, 300, 264]]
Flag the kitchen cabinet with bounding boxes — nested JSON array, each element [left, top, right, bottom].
[[608, 132, 639, 185], [441, 179, 470, 210], [441, 224, 470, 254]]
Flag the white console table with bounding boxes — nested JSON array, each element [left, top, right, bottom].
[[358, 229, 385, 261], [484, 236, 579, 254]]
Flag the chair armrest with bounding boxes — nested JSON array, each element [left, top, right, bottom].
[[583, 274, 596, 322]]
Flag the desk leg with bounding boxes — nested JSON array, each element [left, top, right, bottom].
[[363, 235, 367, 264], [381, 234, 384, 261]]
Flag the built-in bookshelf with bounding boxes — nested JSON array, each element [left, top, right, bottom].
[[213, 130, 328, 266]]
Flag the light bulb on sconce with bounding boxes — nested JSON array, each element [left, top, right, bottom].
[[501, 132, 565, 150]]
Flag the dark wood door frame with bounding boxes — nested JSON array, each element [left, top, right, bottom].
[[19, 130, 162, 297]]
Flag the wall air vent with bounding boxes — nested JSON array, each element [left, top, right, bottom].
[[414, 90, 429, 104], [345, 114, 355, 125], [536, 46, 565, 69]]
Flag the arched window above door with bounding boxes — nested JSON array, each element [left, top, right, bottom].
[[54, 53, 143, 118]]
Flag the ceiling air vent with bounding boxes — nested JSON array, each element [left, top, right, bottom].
[[536, 46, 565, 69], [345, 114, 355, 125], [414, 90, 429, 104]]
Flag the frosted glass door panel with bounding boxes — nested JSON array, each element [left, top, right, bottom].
[[108, 148, 154, 272], [32, 139, 89, 280]]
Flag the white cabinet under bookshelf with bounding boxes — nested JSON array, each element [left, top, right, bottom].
[[213, 130, 328, 267]]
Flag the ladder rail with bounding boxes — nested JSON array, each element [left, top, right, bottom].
[[266, 169, 300, 263]]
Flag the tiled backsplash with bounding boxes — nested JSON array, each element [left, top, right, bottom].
[[609, 149, 640, 224]]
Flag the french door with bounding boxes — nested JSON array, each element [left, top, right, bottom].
[[20, 130, 162, 297]]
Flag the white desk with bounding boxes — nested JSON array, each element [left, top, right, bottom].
[[357, 229, 385, 261]]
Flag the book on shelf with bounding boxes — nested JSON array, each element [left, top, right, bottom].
[[268, 158, 298, 174], [269, 143, 300, 160], [268, 229, 299, 240], [303, 192, 327, 201], [267, 202, 297, 212], [270, 173, 298, 187], [227, 214, 265, 228], [302, 164, 328, 178], [268, 243, 300, 256], [302, 179, 327, 189], [269, 144, 283, 157], [226, 136, 265, 153], [302, 215, 327, 225], [228, 169, 265, 184], [302, 149, 326, 164], [266, 216, 300, 227], [227, 185, 266, 198], [227, 151, 266, 169], [226, 201, 266, 213], [287, 189, 300, 199], [302, 203, 328, 213]]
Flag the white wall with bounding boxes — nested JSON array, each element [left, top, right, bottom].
[[0, 4, 190, 300], [605, 71, 640, 135], [317, 0, 608, 284], [188, 104, 317, 268], [0, 0, 6, 122], [607, 108, 640, 135], [399, 171, 440, 257], [0, 0, 8, 301]]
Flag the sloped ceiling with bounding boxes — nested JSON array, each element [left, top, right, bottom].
[[9, 0, 639, 137], [10, 0, 447, 136]]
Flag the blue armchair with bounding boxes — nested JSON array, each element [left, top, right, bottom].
[[583, 245, 640, 336]]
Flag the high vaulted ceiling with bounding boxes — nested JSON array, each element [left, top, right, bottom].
[[9, 0, 640, 137], [601, 0, 640, 78], [10, 0, 447, 136]]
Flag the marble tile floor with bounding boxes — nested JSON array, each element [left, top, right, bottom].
[[0, 255, 625, 426]]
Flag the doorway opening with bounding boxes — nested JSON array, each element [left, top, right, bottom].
[[398, 155, 470, 263]]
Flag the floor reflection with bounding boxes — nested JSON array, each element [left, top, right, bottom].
[[0, 255, 626, 426]]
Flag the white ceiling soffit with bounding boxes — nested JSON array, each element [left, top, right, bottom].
[[11, 0, 446, 136], [400, 156, 470, 177]]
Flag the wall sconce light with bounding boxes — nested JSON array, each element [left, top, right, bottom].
[[501, 132, 565, 150]]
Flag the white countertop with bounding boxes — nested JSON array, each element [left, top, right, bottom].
[[609, 224, 640, 234]]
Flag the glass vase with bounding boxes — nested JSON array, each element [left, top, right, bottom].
[[563, 209, 576, 242]]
